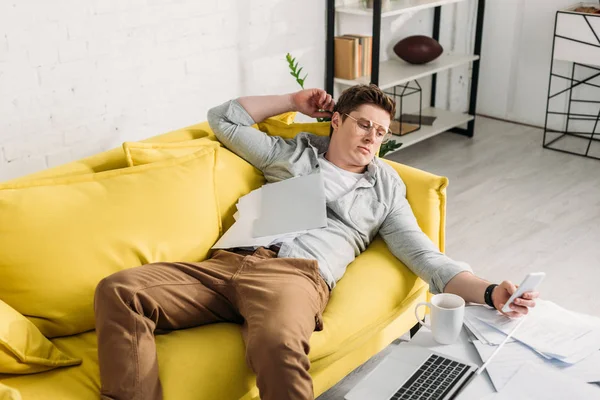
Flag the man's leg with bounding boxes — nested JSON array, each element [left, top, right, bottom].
[[94, 250, 244, 400], [236, 248, 330, 400]]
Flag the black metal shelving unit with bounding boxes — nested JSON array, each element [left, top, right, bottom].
[[543, 7, 600, 161], [325, 0, 486, 139]]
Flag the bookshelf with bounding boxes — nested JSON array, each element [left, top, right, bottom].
[[336, 0, 465, 18], [400, 107, 474, 148], [325, 0, 486, 153], [334, 54, 479, 91]]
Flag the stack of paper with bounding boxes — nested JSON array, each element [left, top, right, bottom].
[[473, 339, 600, 391], [254, 173, 327, 237], [481, 362, 600, 399], [212, 173, 327, 249], [464, 301, 600, 391], [468, 300, 600, 364], [464, 308, 516, 345]]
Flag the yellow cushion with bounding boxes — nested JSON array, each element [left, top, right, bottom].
[[0, 327, 253, 400], [0, 300, 81, 374], [262, 111, 298, 125], [257, 117, 331, 139], [309, 238, 426, 361], [0, 383, 20, 400], [122, 138, 219, 166], [122, 113, 328, 232], [0, 332, 101, 400], [123, 138, 266, 232], [0, 147, 221, 337]]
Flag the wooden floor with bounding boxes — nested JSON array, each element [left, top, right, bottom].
[[317, 116, 600, 399]]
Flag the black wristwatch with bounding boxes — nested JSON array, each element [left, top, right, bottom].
[[484, 284, 498, 308]]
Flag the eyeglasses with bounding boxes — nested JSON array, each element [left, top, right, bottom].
[[343, 114, 391, 143]]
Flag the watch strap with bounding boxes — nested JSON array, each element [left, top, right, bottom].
[[484, 283, 498, 308]]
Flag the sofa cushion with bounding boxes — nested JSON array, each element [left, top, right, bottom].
[[0, 327, 254, 400], [0, 332, 103, 400], [0, 383, 20, 400], [123, 137, 220, 166], [257, 117, 330, 139], [0, 147, 221, 337], [310, 238, 426, 361], [0, 300, 81, 374], [123, 137, 266, 232], [122, 115, 331, 232]]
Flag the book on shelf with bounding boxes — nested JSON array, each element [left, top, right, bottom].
[[334, 35, 372, 80], [401, 114, 437, 126], [390, 120, 419, 136]]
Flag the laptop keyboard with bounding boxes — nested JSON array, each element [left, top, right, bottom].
[[389, 354, 470, 400]]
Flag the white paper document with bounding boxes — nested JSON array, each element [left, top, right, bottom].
[[482, 361, 600, 400], [236, 187, 262, 217], [212, 173, 327, 249], [211, 213, 284, 249], [473, 339, 600, 391], [252, 173, 327, 237], [469, 300, 600, 364], [464, 306, 516, 345]]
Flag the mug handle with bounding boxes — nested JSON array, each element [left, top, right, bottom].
[[414, 302, 432, 330]]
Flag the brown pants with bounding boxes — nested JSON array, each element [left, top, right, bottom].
[[94, 247, 330, 400]]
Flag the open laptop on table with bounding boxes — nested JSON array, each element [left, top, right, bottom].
[[345, 318, 524, 400], [345, 345, 479, 400]]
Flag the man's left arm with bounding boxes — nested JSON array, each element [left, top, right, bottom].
[[378, 182, 474, 296], [379, 180, 538, 318]]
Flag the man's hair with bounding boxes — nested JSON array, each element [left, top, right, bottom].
[[330, 84, 396, 137]]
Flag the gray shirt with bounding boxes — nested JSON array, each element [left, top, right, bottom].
[[207, 100, 472, 294]]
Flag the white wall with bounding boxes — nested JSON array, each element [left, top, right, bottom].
[[477, 0, 588, 127], [5, 0, 535, 182], [0, 0, 325, 181]]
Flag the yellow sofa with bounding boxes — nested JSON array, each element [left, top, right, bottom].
[[0, 115, 449, 400]]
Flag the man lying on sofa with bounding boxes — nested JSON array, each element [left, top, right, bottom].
[[94, 84, 539, 400]]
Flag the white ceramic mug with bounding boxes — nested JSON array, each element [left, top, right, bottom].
[[414, 293, 465, 344]]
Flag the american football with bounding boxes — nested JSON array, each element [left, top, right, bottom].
[[393, 35, 443, 64]]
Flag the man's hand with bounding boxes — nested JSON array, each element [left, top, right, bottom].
[[443, 272, 540, 318], [492, 280, 540, 318], [291, 89, 335, 119]]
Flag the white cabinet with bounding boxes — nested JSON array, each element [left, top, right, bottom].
[[554, 7, 600, 67]]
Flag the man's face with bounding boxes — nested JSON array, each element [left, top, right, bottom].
[[329, 104, 391, 168]]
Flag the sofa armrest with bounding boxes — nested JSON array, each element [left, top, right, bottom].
[[382, 159, 448, 253]]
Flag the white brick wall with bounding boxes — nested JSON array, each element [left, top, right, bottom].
[[0, 0, 326, 181]]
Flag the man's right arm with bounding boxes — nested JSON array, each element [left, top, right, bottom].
[[207, 98, 288, 171], [207, 90, 334, 171]]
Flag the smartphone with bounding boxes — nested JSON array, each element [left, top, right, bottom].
[[501, 272, 546, 313]]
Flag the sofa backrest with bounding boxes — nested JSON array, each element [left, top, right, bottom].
[[4, 115, 446, 251]]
